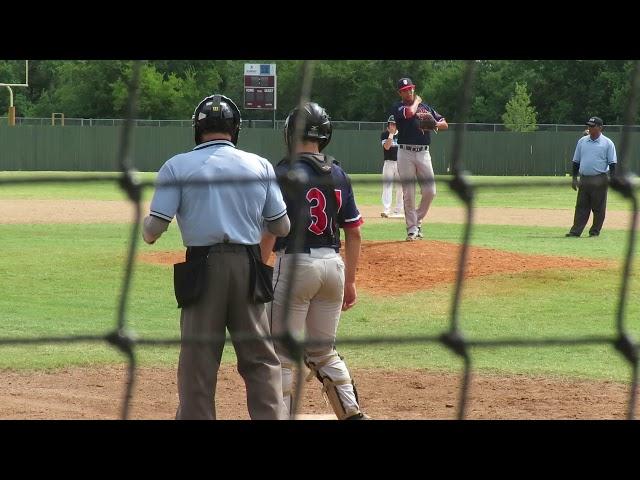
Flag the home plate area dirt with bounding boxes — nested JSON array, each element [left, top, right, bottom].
[[0, 365, 630, 419]]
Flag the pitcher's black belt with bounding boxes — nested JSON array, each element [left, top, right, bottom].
[[398, 144, 429, 152]]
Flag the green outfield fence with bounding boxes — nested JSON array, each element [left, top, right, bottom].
[[2, 121, 640, 175]]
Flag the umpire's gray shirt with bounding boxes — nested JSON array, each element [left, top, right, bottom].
[[149, 140, 286, 246]]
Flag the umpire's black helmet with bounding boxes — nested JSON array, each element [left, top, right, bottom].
[[284, 102, 332, 152], [192, 94, 242, 146]]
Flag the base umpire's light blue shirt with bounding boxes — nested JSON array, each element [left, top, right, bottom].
[[572, 133, 617, 176], [149, 140, 287, 246]]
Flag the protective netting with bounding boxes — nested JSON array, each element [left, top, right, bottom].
[[0, 60, 638, 419]]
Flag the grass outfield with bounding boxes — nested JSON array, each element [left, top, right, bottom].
[[1, 220, 639, 381], [0, 171, 635, 211], [0, 173, 638, 381]]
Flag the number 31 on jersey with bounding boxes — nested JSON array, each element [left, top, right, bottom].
[[306, 188, 342, 235]]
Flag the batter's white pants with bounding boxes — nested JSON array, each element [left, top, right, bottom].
[[397, 147, 436, 234], [381, 160, 404, 214], [269, 248, 360, 418]]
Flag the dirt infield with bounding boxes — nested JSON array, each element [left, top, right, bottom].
[[0, 199, 632, 229], [0, 198, 626, 419], [358, 205, 633, 229], [0, 365, 630, 419]]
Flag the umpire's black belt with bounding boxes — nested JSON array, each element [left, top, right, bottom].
[[399, 144, 429, 152], [186, 243, 250, 261]]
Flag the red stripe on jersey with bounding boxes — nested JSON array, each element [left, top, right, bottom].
[[334, 188, 343, 211]]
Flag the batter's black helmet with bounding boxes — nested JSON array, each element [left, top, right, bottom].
[[192, 94, 242, 145], [284, 102, 332, 152]]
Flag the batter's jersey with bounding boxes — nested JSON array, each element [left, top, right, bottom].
[[381, 130, 399, 161], [273, 153, 363, 253], [390, 101, 444, 146], [149, 139, 287, 246], [572, 133, 617, 176]]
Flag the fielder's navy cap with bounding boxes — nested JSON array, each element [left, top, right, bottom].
[[397, 77, 415, 91], [387, 115, 396, 123], [586, 116, 603, 127]]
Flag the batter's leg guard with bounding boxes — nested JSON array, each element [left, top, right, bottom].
[[304, 350, 364, 420]]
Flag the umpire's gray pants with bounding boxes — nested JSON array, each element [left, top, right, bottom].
[[397, 147, 436, 234], [175, 245, 284, 420]]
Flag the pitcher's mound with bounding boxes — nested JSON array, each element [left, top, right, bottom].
[[139, 240, 609, 296]]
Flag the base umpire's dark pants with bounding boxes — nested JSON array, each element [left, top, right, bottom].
[[569, 173, 609, 236]]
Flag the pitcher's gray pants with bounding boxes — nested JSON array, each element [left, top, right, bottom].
[[397, 147, 436, 235]]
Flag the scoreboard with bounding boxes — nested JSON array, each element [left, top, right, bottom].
[[244, 64, 277, 110]]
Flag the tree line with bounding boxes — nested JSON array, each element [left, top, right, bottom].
[[0, 60, 636, 125]]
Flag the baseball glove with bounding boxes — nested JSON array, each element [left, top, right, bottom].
[[416, 111, 438, 131]]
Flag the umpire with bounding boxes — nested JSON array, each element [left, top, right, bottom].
[[142, 94, 290, 420], [566, 116, 617, 238]]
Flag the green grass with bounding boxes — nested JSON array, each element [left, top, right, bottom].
[[338, 222, 640, 381], [0, 171, 157, 201], [0, 172, 635, 211], [363, 221, 637, 260], [1, 172, 639, 382], [1, 221, 638, 382], [0, 224, 184, 369], [338, 268, 638, 382], [348, 174, 634, 211]]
